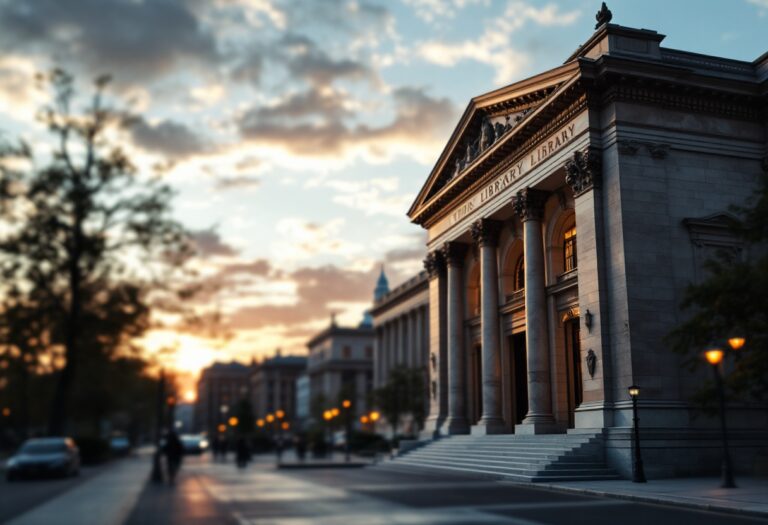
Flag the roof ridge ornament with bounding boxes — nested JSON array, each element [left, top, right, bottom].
[[595, 2, 612, 29]]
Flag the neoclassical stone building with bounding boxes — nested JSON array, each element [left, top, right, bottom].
[[408, 18, 767, 476]]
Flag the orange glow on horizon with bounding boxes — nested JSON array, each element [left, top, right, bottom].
[[184, 390, 196, 403]]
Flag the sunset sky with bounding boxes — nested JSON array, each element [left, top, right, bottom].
[[1, 0, 766, 379]]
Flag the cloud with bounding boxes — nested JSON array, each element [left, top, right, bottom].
[[127, 117, 210, 159], [237, 86, 456, 163], [416, 1, 580, 84], [0, 55, 45, 120], [190, 229, 239, 258], [0, 0, 219, 83], [273, 218, 364, 262], [323, 177, 413, 217], [403, 0, 489, 23], [214, 175, 261, 190]]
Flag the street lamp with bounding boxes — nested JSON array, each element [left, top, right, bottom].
[[705, 346, 736, 488], [342, 399, 352, 462], [627, 385, 646, 483]]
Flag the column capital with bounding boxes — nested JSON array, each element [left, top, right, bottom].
[[513, 188, 548, 222], [564, 147, 602, 197], [442, 241, 468, 267], [470, 218, 502, 247], [423, 250, 445, 279]]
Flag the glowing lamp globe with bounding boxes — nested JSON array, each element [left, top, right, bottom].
[[705, 348, 724, 365], [727, 337, 745, 351]]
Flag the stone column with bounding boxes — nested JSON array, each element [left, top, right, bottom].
[[470, 218, 506, 434], [565, 147, 612, 428], [421, 250, 447, 438], [514, 187, 556, 433], [443, 241, 469, 434], [373, 327, 382, 388], [414, 308, 422, 367]]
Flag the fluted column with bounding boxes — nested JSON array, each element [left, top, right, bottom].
[[470, 218, 506, 434], [422, 251, 447, 438], [443, 241, 469, 434], [514, 188, 556, 433]]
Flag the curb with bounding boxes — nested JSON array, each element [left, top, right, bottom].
[[277, 461, 369, 470], [499, 480, 768, 520]]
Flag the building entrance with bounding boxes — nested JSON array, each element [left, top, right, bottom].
[[509, 332, 528, 426], [470, 343, 482, 424], [564, 319, 582, 428]]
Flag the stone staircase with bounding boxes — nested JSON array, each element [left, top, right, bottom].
[[383, 432, 620, 482]]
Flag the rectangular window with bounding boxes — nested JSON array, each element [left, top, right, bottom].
[[564, 227, 577, 272]]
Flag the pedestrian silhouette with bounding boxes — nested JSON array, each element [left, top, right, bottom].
[[164, 431, 184, 484], [235, 436, 251, 469]]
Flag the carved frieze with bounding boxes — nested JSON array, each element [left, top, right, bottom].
[[564, 148, 602, 197], [512, 188, 548, 222], [441, 241, 469, 267], [470, 218, 502, 247], [423, 250, 445, 279]]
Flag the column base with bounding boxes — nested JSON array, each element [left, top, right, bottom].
[[421, 415, 447, 439], [514, 421, 560, 435], [471, 418, 507, 435], [445, 417, 470, 435]]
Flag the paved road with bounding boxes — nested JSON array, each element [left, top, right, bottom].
[[0, 462, 110, 523], [125, 455, 768, 525]]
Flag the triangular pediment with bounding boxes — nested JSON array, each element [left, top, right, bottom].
[[408, 61, 582, 225]]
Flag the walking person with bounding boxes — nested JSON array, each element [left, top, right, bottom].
[[235, 436, 250, 469], [164, 430, 184, 484]]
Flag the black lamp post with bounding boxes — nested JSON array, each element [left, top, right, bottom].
[[342, 399, 352, 462], [150, 369, 166, 483], [705, 347, 737, 488], [628, 385, 646, 483]]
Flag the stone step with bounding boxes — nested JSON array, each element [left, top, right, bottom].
[[408, 450, 600, 464], [424, 444, 599, 454], [400, 453, 608, 471], [388, 459, 620, 482]]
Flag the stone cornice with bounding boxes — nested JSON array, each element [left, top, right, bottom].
[[470, 218, 503, 247], [564, 148, 602, 197], [513, 188, 548, 222]]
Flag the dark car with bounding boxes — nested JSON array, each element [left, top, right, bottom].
[[6, 437, 81, 481], [180, 434, 209, 455], [109, 435, 131, 456]]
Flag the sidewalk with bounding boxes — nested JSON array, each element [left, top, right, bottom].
[[263, 449, 374, 469], [6, 452, 151, 525], [527, 477, 768, 518]]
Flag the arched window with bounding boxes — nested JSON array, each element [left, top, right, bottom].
[[563, 226, 577, 272], [514, 255, 525, 291]]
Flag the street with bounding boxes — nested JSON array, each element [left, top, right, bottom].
[[0, 463, 108, 523], [121, 455, 768, 525]]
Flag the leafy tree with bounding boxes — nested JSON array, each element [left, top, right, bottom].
[[374, 365, 426, 439], [0, 69, 190, 434], [666, 172, 768, 407]]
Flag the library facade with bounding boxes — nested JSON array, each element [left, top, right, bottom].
[[407, 21, 768, 477]]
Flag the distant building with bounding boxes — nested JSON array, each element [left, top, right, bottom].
[[306, 316, 374, 426], [250, 352, 307, 423], [295, 373, 310, 425], [194, 361, 253, 435], [371, 270, 430, 434]]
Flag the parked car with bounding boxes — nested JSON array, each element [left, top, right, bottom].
[[6, 437, 81, 481], [109, 435, 131, 456], [180, 434, 209, 455]]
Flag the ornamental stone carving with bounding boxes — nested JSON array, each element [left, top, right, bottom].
[[423, 250, 445, 279], [470, 218, 502, 247], [564, 148, 602, 197], [586, 349, 597, 378], [595, 2, 612, 28], [513, 188, 548, 221], [646, 142, 670, 159], [617, 139, 641, 155], [442, 241, 468, 267]]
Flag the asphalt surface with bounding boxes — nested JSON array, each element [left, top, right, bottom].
[[0, 462, 109, 523], [122, 455, 768, 525]]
